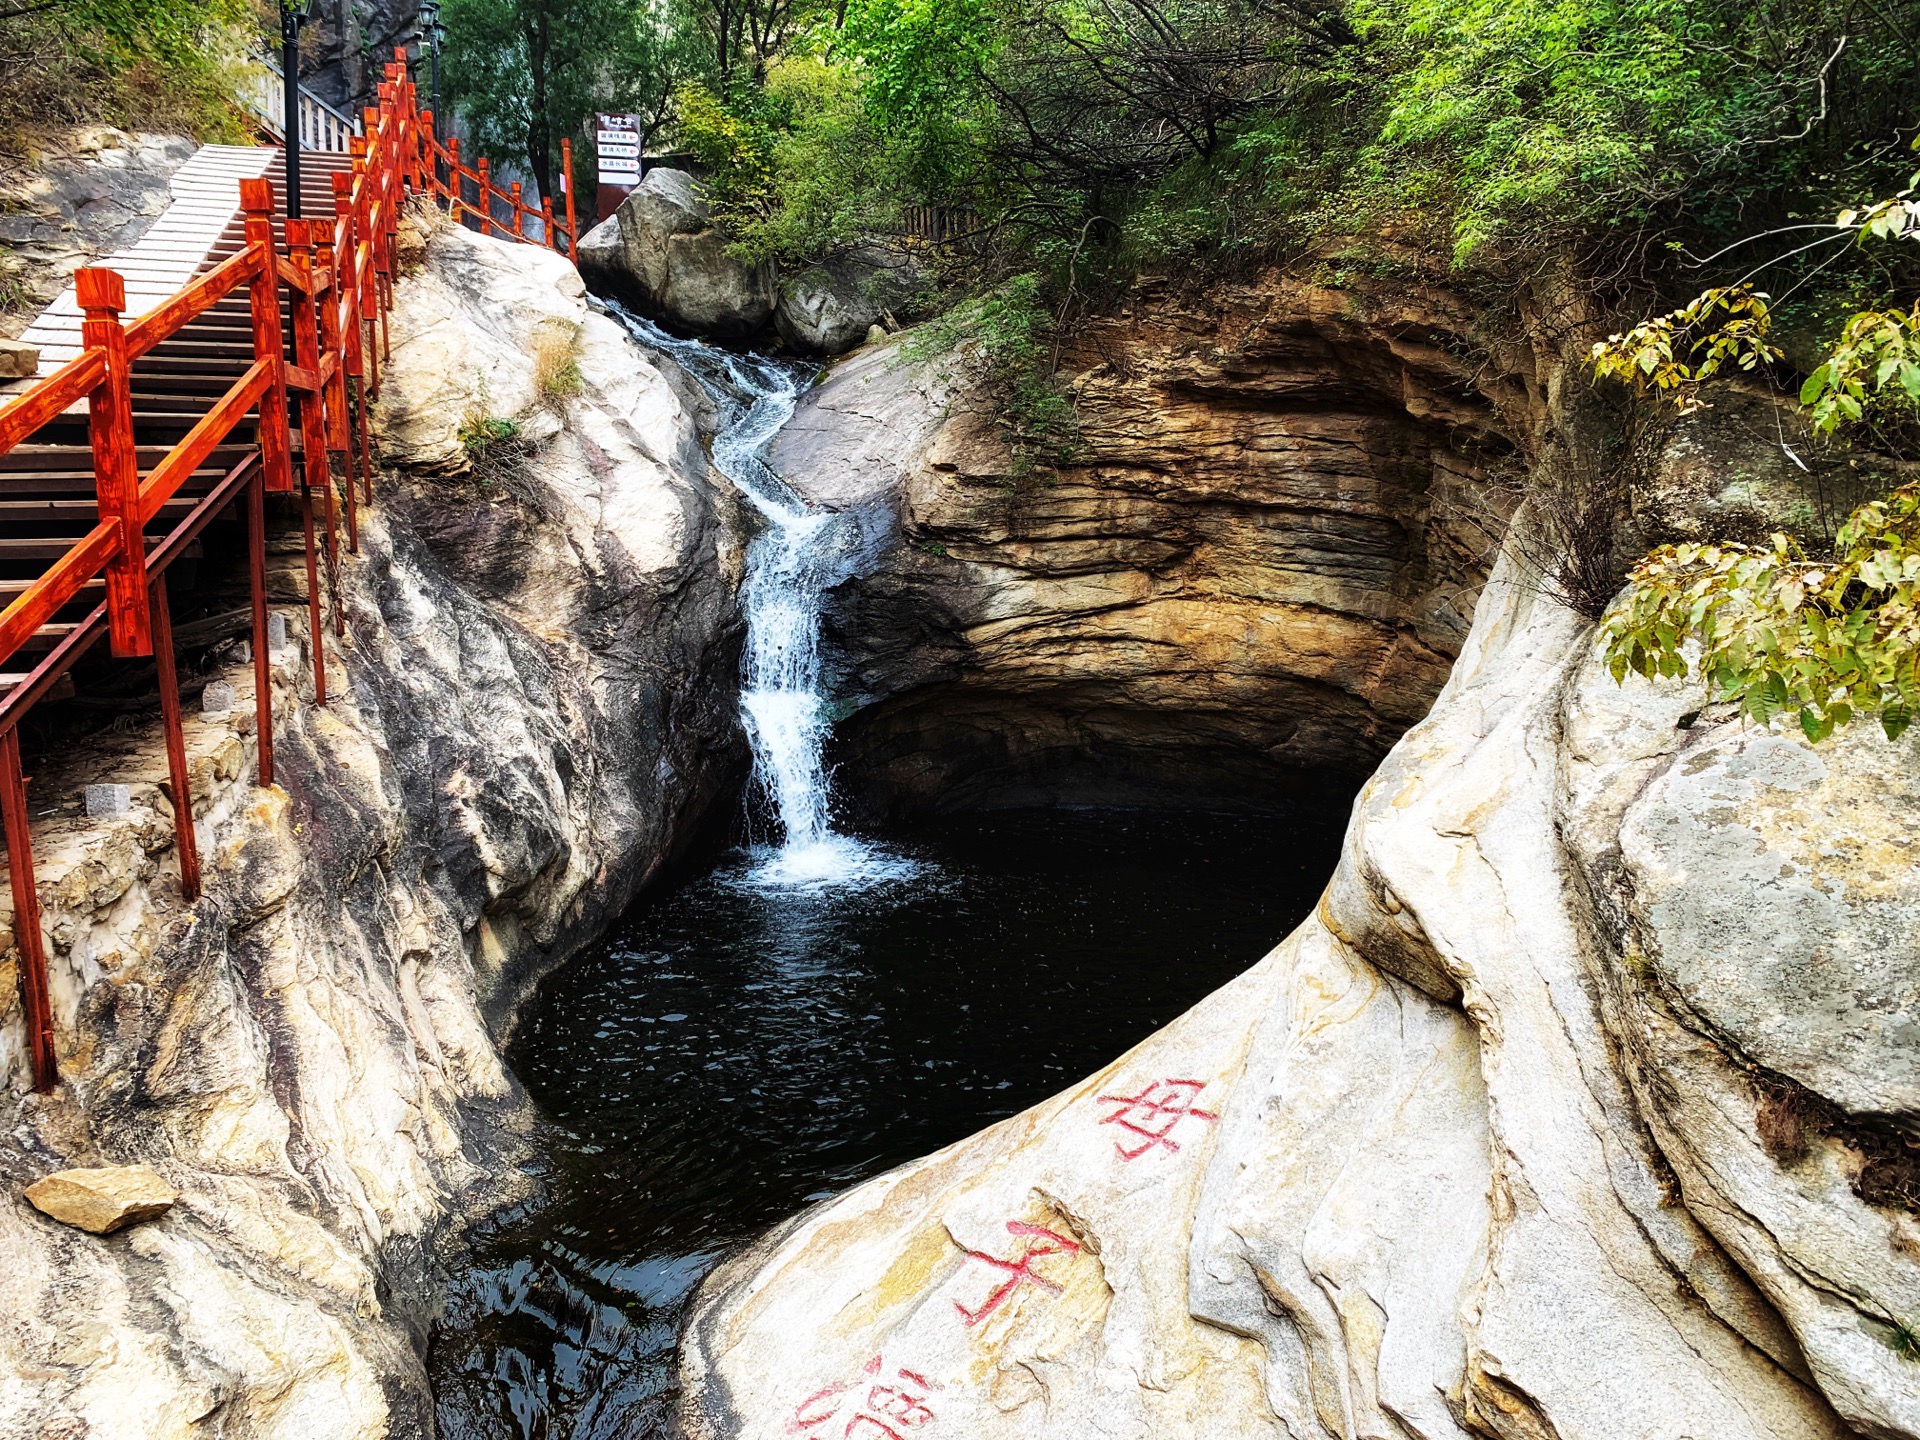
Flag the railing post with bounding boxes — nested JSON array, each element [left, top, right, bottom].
[[541, 195, 556, 252], [335, 170, 375, 503], [246, 465, 274, 789], [347, 142, 381, 399], [148, 574, 201, 901], [509, 181, 524, 239], [1, 726, 55, 1092], [241, 179, 297, 497], [560, 138, 579, 261], [77, 268, 151, 659], [477, 156, 494, 237], [362, 106, 395, 363], [448, 136, 466, 227], [312, 214, 358, 553], [287, 219, 342, 637]]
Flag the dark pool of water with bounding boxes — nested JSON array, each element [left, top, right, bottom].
[[430, 800, 1353, 1440]]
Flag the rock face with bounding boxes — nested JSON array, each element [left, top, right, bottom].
[[24, 1166, 177, 1234], [300, 0, 421, 118], [681, 507, 1918, 1440], [0, 223, 742, 1438], [577, 168, 776, 338], [774, 243, 923, 355], [0, 127, 197, 340], [689, 262, 1920, 1440], [776, 271, 1528, 814]]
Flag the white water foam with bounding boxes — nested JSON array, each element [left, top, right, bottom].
[[601, 302, 917, 892]]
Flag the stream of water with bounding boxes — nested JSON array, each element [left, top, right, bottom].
[[599, 305, 906, 889], [427, 313, 1360, 1440]]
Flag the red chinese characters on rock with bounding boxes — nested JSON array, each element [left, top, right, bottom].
[[952, 1220, 1084, 1327], [787, 1355, 939, 1440], [1095, 1077, 1219, 1161]]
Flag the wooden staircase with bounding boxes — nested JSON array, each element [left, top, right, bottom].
[[0, 150, 354, 697]]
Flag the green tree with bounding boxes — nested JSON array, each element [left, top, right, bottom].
[[443, 0, 696, 208]]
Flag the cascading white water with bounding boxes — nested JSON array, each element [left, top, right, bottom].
[[602, 301, 910, 888]]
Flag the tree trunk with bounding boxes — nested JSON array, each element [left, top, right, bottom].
[[525, 0, 554, 207]]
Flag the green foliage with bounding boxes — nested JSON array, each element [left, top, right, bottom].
[[1587, 286, 1783, 405], [1349, 0, 1913, 264], [906, 273, 1082, 480], [0, 0, 256, 141], [679, 58, 917, 261], [1602, 485, 1920, 743], [460, 412, 522, 454], [1801, 303, 1920, 434], [444, 0, 698, 209], [1792, 170, 1920, 436], [1893, 1322, 1920, 1364]]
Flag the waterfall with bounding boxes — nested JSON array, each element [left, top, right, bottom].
[[601, 302, 908, 888]]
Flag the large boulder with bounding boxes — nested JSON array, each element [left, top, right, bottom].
[[577, 167, 774, 339], [774, 243, 924, 355]]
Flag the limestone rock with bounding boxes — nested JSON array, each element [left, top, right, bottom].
[[774, 243, 923, 355], [0, 127, 197, 340], [774, 269, 1526, 813], [0, 338, 38, 378], [577, 168, 775, 338], [297, 0, 421, 117], [24, 1166, 176, 1233]]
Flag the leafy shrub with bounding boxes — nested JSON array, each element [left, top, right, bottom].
[[1588, 286, 1783, 405], [906, 273, 1082, 483], [0, 0, 255, 142], [1602, 485, 1920, 742], [459, 411, 522, 456]]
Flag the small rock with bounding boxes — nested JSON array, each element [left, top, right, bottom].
[[24, 1165, 177, 1234], [267, 612, 289, 654], [865, 324, 889, 346], [201, 680, 237, 714], [84, 782, 130, 819], [0, 338, 40, 379]]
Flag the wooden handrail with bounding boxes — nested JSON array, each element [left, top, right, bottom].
[[125, 248, 264, 358], [0, 352, 105, 452], [0, 47, 439, 1093]]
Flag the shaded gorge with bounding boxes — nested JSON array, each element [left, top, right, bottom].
[[428, 797, 1355, 1439]]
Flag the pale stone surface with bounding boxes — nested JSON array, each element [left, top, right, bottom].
[[1, 228, 743, 1440], [774, 243, 924, 355], [0, 127, 197, 341], [82, 783, 130, 819], [577, 167, 775, 338], [23, 1165, 176, 1233], [0, 339, 37, 378], [682, 522, 1898, 1440]]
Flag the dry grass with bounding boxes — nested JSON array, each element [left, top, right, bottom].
[[532, 320, 583, 412]]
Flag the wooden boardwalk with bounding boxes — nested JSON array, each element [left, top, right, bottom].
[[15, 145, 277, 376]]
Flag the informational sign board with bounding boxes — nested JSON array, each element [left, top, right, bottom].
[[595, 112, 643, 218]]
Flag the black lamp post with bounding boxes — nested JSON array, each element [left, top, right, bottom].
[[420, 0, 446, 124], [280, 0, 313, 218]]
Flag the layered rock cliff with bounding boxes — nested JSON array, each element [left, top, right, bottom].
[[681, 505, 1920, 1440], [779, 268, 1533, 814], [0, 225, 742, 1439], [684, 268, 1920, 1439]]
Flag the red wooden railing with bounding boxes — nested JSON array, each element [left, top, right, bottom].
[[425, 128, 580, 261], [0, 49, 577, 1094], [0, 186, 308, 1093]]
